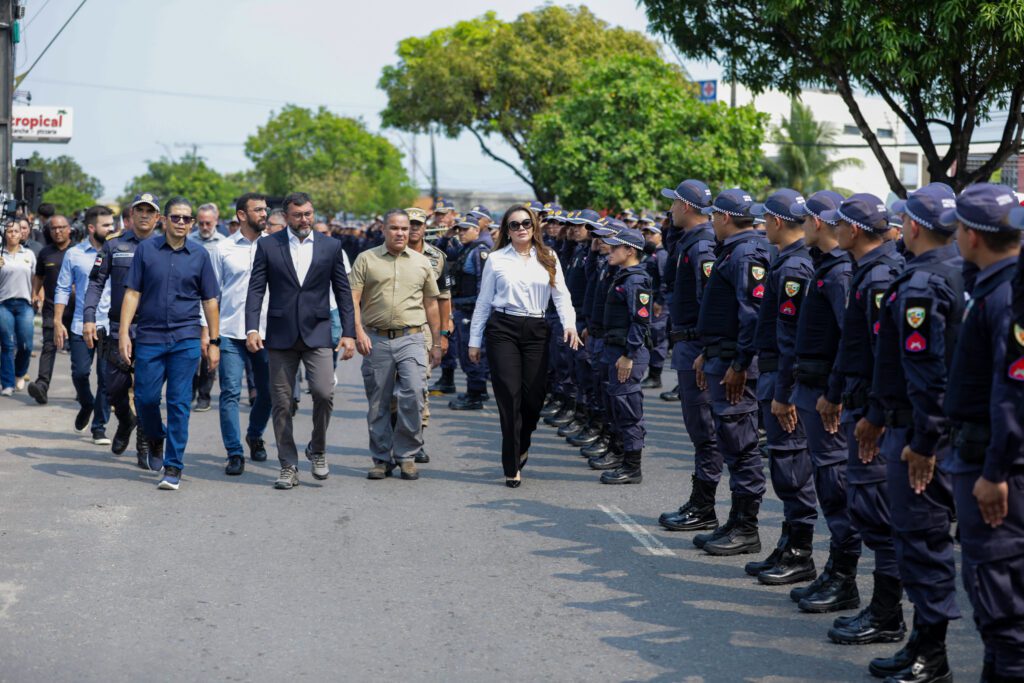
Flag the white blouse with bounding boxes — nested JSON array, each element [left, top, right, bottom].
[[469, 244, 576, 347]]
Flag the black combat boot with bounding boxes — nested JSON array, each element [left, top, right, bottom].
[[428, 367, 456, 395], [745, 521, 790, 576], [703, 494, 762, 556], [539, 394, 564, 418], [881, 621, 951, 683], [828, 572, 905, 644], [558, 407, 588, 437], [660, 476, 719, 532], [600, 449, 642, 484], [449, 390, 487, 410], [588, 439, 624, 470], [568, 421, 603, 447], [580, 431, 610, 458], [758, 523, 817, 585], [640, 366, 663, 389], [659, 384, 680, 401], [798, 551, 860, 613], [547, 399, 578, 427], [694, 501, 738, 549]]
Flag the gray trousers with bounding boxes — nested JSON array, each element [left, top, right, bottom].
[[268, 342, 335, 469], [361, 331, 426, 463]]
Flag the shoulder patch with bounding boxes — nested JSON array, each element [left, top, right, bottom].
[[902, 297, 931, 354], [700, 260, 714, 281], [779, 277, 808, 321], [1008, 322, 1024, 381], [479, 251, 488, 260], [635, 288, 653, 319]]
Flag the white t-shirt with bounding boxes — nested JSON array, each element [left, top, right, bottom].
[[0, 246, 36, 303]]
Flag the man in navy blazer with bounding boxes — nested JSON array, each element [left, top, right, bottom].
[[246, 192, 356, 489]]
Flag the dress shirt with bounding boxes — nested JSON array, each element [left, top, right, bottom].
[[210, 231, 267, 339], [288, 229, 314, 286], [349, 244, 439, 329], [54, 240, 110, 334], [469, 244, 575, 347], [125, 235, 219, 344], [188, 230, 225, 253]]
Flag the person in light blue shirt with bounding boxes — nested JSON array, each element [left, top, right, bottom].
[[54, 206, 113, 443]]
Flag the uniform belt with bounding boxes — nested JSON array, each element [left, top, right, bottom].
[[842, 387, 870, 410], [884, 407, 914, 428], [758, 355, 779, 373], [368, 326, 422, 339], [705, 341, 736, 360], [496, 307, 544, 318], [949, 421, 991, 464], [670, 328, 699, 343]]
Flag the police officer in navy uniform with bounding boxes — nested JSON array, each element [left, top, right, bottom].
[[540, 209, 570, 417], [787, 190, 863, 613], [825, 193, 907, 643], [592, 226, 652, 484], [691, 188, 770, 557], [448, 218, 492, 410], [744, 189, 820, 586], [942, 184, 1024, 683], [638, 215, 668, 389], [864, 183, 965, 681], [659, 209, 683, 402], [429, 199, 459, 396], [83, 192, 161, 469], [656, 180, 723, 533]]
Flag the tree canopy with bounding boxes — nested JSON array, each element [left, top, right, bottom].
[[245, 105, 414, 216], [641, 0, 1024, 195], [763, 99, 862, 195], [121, 152, 254, 215], [528, 55, 768, 210], [378, 5, 659, 200]]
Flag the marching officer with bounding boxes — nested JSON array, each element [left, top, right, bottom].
[[691, 188, 770, 557], [656, 180, 722, 533], [745, 189, 819, 586], [639, 215, 669, 389], [942, 184, 1024, 683], [448, 218, 491, 410], [83, 192, 161, 470], [826, 193, 906, 643], [429, 199, 459, 395], [593, 226, 652, 484], [787, 190, 862, 614], [864, 183, 964, 681]]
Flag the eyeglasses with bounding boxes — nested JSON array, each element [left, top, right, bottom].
[[167, 215, 195, 225], [507, 220, 533, 231]]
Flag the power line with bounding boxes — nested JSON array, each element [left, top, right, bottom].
[[15, 0, 88, 87], [24, 0, 56, 28]]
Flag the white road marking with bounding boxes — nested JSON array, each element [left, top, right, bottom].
[[599, 504, 676, 557]]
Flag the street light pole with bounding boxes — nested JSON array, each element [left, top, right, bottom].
[[0, 0, 16, 193]]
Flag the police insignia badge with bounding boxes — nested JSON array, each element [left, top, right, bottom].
[[752, 284, 765, 299], [637, 306, 650, 318], [874, 292, 884, 309], [1009, 322, 1024, 381], [784, 281, 801, 298], [639, 292, 650, 305], [779, 300, 796, 316], [480, 252, 488, 260], [750, 265, 766, 281], [701, 261, 713, 279], [1015, 323, 1024, 348], [906, 307, 926, 329], [905, 332, 927, 353]]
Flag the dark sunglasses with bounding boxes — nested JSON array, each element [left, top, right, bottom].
[[167, 215, 195, 225], [507, 220, 533, 231]]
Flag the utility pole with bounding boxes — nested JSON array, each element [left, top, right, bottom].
[[0, 1, 18, 194]]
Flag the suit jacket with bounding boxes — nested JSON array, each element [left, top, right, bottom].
[[245, 230, 356, 350]]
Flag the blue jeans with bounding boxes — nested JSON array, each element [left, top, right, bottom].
[[218, 337, 271, 457], [69, 333, 110, 434], [0, 298, 34, 389], [134, 339, 201, 471]]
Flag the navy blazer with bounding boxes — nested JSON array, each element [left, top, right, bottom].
[[245, 230, 356, 350]]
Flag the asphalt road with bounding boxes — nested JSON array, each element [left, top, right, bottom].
[[0, 340, 984, 682]]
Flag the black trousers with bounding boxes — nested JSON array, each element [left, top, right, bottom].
[[193, 355, 215, 401], [35, 321, 57, 389], [485, 312, 550, 478]]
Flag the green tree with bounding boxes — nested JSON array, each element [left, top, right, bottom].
[[245, 105, 414, 216], [641, 0, 1024, 195], [21, 151, 103, 197], [121, 152, 249, 215], [378, 5, 659, 200], [41, 185, 95, 216], [528, 55, 768, 211], [763, 99, 863, 194]]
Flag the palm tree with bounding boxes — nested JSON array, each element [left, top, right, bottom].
[[763, 98, 863, 193]]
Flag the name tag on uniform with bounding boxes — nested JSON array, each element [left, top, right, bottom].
[[113, 252, 133, 260]]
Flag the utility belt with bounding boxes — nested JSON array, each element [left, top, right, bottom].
[[883, 405, 914, 428], [841, 386, 870, 410], [367, 326, 423, 339], [603, 327, 653, 350], [704, 340, 737, 361], [949, 421, 991, 464], [670, 327, 699, 343], [451, 296, 477, 308], [589, 323, 605, 338], [794, 357, 831, 389], [758, 353, 779, 373]]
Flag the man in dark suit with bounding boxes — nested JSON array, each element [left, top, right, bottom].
[[246, 192, 356, 490]]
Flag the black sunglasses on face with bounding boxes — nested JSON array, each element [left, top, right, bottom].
[[508, 220, 533, 231], [167, 215, 195, 225]]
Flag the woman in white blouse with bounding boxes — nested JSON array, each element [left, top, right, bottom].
[[469, 206, 581, 487]]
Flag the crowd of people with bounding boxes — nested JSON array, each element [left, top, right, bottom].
[[1, 178, 1023, 683]]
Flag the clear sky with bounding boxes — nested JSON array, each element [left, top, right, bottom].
[[13, 0, 722, 202]]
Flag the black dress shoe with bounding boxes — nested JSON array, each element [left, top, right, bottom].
[[415, 449, 430, 464], [74, 405, 93, 433], [112, 413, 137, 455], [246, 435, 268, 462], [659, 386, 680, 402], [225, 455, 245, 476], [27, 381, 48, 404], [505, 478, 521, 488], [660, 506, 718, 532], [828, 605, 906, 645]]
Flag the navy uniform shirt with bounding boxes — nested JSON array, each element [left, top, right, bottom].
[[870, 243, 963, 461], [451, 238, 490, 307], [793, 247, 852, 406], [644, 245, 668, 308], [564, 241, 591, 321], [588, 256, 617, 336], [602, 263, 653, 361], [697, 230, 771, 370], [84, 230, 149, 338], [751, 238, 813, 404], [580, 249, 605, 330], [124, 235, 219, 345], [669, 223, 716, 332]]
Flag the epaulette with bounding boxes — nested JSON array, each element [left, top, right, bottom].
[[106, 230, 124, 241]]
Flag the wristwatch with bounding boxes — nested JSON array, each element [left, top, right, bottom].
[[209, 337, 221, 347], [439, 330, 452, 338], [730, 360, 744, 373]]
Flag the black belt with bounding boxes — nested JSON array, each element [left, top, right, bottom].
[[670, 328, 699, 343], [950, 421, 991, 464], [884, 407, 914, 428], [842, 387, 870, 410], [758, 355, 778, 373], [705, 341, 737, 360]]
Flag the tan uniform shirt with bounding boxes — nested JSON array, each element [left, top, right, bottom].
[[420, 242, 451, 300], [350, 244, 440, 330]]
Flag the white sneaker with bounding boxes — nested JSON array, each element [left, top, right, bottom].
[[1, 387, 13, 397]]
